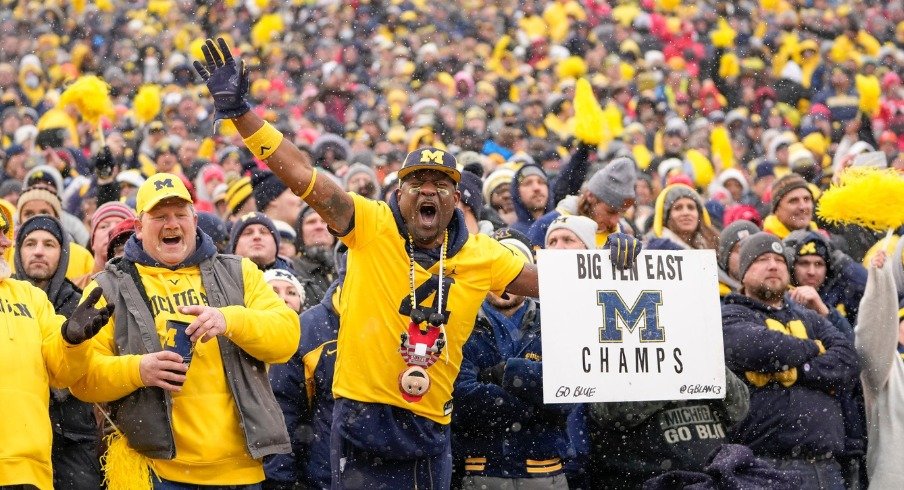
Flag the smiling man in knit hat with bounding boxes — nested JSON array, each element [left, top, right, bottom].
[[762, 173, 817, 239], [722, 232, 858, 488], [783, 230, 867, 324], [229, 211, 295, 273], [67, 172, 298, 487]]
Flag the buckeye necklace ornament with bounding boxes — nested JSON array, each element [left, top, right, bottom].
[[398, 230, 449, 402]]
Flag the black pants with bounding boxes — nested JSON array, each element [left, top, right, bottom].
[[51, 437, 103, 490]]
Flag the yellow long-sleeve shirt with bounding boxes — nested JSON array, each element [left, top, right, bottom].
[[71, 258, 298, 485], [0, 277, 90, 489]]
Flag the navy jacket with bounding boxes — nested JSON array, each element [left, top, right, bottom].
[[452, 299, 573, 478], [266, 265, 343, 488], [721, 293, 859, 458]]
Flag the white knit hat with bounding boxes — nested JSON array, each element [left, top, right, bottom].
[[545, 215, 597, 249], [263, 269, 306, 305]]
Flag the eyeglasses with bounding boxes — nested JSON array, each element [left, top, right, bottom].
[[403, 181, 454, 197]]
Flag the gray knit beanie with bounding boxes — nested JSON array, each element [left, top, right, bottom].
[[587, 157, 637, 209], [738, 232, 787, 282], [718, 220, 761, 271]]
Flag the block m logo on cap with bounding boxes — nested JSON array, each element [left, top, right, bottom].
[[420, 149, 445, 164], [154, 178, 175, 191]]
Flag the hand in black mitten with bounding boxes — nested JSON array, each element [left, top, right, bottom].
[[62, 288, 115, 345], [192, 38, 251, 120], [93, 146, 115, 179], [606, 232, 642, 271], [478, 362, 506, 385]]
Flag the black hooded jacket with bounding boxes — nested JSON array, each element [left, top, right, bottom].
[[13, 217, 96, 443]]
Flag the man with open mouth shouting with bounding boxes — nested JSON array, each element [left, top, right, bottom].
[[194, 37, 641, 489], [66, 172, 299, 489]]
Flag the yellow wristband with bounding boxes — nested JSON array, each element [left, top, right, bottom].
[[242, 122, 283, 160], [299, 168, 318, 200]]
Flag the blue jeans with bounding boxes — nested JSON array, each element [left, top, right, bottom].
[[759, 457, 845, 490], [153, 480, 262, 490]]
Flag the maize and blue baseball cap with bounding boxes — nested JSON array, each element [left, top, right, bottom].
[[398, 147, 461, 184], [136, 173, 193, 214]]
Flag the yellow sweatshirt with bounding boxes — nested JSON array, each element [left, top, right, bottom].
[[71, 258, 299, 485], [0, 277, 89, 489]]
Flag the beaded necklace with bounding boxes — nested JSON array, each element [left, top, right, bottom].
[[407, 229, 450, 363]]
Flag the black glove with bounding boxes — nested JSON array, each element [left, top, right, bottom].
[[606, 232, 642, 271], [192, 38, 251, 120], [94, 146, 116, 180], [62, 288, 115, 345], [478, 362, 506, 385]]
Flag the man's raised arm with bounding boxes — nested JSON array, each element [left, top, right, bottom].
[[194, 38, 354, 233]]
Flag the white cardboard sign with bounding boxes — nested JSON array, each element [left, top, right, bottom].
[[538, 249, 725, 404]]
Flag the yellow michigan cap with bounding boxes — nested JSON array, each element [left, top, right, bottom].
[[136, 173, 193, 214]]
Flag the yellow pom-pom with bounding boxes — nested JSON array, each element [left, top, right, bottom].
[[856, 74, 881, 117], [658, 0, 681, 12], [73, 0, 86, 15], [251, 14, 284, 48], [190, 39, 207, 61], [255, 0, 270, 9], [760, 0, 780, 12], [817, 167, 904, 231], [556, 56, 587, 80], [101, 431, 152, 490], [686, 149, 715, 188], [573, 78, 605, 146], [710, 125, 735, 169], [96, 0, 114, 12], [59, 75, 114, 126], [133, 85, 161, 125], [711, 18, 736, 49], [719, 52, 740, 79], [619, 62, 635, 82], [218, 119, 238, 137], [147, 0, 173, 16], [198, 137, 216, 160]]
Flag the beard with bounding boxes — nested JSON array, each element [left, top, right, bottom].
[[486, 292, 525, 312], [748, 282, 786, 304]]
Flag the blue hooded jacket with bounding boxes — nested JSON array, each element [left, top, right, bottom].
[[452, 298, 574, 478], [510, 164, 554, 235], [265, 256, 345, 488]]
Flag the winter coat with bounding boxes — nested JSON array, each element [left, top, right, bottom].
[[721, 293, 860, 458], [452, 299, 573, 478]]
